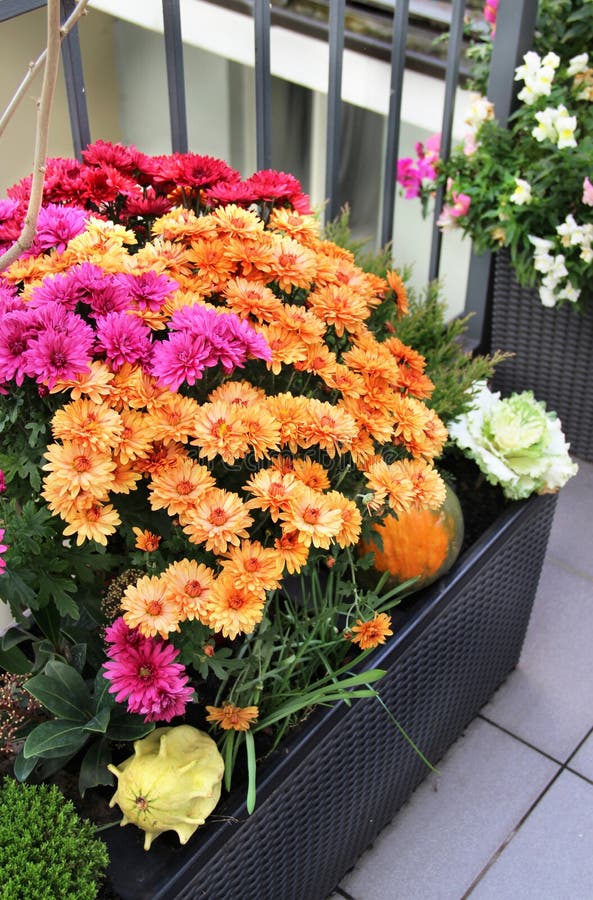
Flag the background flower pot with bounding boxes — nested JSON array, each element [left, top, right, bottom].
[[489, 250, 593, 463], [102, 491, 557, 900]]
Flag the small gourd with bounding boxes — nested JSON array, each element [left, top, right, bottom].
[[360, 483, 464, 591], [107, 725, 224, 850]]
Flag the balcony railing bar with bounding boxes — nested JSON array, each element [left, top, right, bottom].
[[379, 0, 409, 249], [324, 0, 346, 223], [427, 0, 466, 283], [59, 0, 90, 157], [162, 0, 189, 154], [254, 0, 272, 170]]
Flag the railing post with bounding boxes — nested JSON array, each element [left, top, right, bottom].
[[162, 0, 188, 154], [324, 0, 345, 224], [60, 0, 91, 157], [464, 0, 539, 348], [254, 0, 272, 171], [380, 0, 409, 250], [427, 0, 466, 283]]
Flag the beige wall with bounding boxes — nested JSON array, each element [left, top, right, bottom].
[[0, 7, 121, 195]]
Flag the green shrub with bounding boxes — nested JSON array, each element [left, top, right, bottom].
[[0, 777, 109, 900]]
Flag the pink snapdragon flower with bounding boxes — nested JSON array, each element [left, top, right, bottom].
[[0, 528, 7, 575], [103, 617, 194, 723], [437, 190, 472, 230], [0, 470, 5, 494], [582, 176, 593, 206], [484, 0, 498, 35], [396, 135, 440, 198]]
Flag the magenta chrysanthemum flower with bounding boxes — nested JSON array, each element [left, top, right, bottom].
[[0, 310, 36, 385], [203, 180, 257, 207], [95, 311, 153, 369], [23, 313, 94, 388], [172, 153, 239, 190], [79, 163, 140, 206], [150, 330, 212, 390], [0, 528, 8, 575], [82, 140, 141, 174], [103, 631, 194, 723], [123, 188, 173, 218], [0, 199, 19, 223], [32, 203, 88, 253], [104, 616, 145, 657], [117, 271, 178, 312]]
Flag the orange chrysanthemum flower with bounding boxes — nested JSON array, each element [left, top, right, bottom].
[[182, 488, 253, 554], [277, 304, 326, 345], [307, 283, 370, 337], [386, 269, 409, 318], [206, 572, 266, 639], [132, 527, 161, 552], [383, 336, 427, 376], [398, 459, 447, 510], [50, 360, 114, 403], [115, 409, 155, 465], [152, 207, 217, 242], [207, 379, 267, 408], [134, 441, 188, 477], [265, 393, 309, 453], [291, 458, 330, 491], [273, 530, 310, 574], [121, 574, 180, 639], [268, 235, 317, 292], [322, 363, 365, 398], [144, 393, 201, 446], [241, 406, 281, 461], [300, 398, 359, 457], [161, 559, 215, 623], [148, 456, 216, 518], [224, 234, 276, 278], [222, 540, 284, 592], [211, 204, 265, 239], [222, 276, 283, 322], [60, 495, 121, 546], [244, 468, 298, 522], [42, 441, 115, 501], [191, 400, 249, 465], [363, 457, 416, 515], [133, 238, 194, 281], [268, 207, 321, 246], [348, 613, 393, 650], [256, 322, 307, 375], [110, 457, 142, 494], [279, 485, 343, 549], [326, 491, 362, 548], [205, 702, 259, 731], [186, 237, 235, 289], [293, 341, 337, 381], [51, 399, 123, 453]]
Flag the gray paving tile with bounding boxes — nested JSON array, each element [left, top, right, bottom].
[[548, 458, 593, 578], [568, 731, 593, 783], [339, 718, 557, 900], [480, 559, 593, 760], [470, 769, 593, 900]]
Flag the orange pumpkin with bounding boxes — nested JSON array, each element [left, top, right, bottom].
[[360, 484, 464, 590]]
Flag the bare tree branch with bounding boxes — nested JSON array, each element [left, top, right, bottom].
[[0, 0, 90, 141], [0, 0, 65, 271]]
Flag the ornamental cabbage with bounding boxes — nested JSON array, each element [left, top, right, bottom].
[[448, 382, 578, 500]]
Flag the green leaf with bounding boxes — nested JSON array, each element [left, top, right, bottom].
[[245, 730, 257, 815], [106, 712, 155, 742], [0, 644, 33, 675], [25, 661, 92, 721], [78, 738, 114, 796], [83, 707, 111, 734], [31, 604, 62, 648], [13, 748, 37, 781], [0, 625, 34, 651], [23, 719, 88, 759]]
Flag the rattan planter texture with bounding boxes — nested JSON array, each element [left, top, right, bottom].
[[101, 491, 557, 900], [489, 250, 593, 463]]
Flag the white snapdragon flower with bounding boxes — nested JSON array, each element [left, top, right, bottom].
[[464, 95, 495, 129], [529, 235, 554, 274], [556, 214, 582, 246], [555, 110, 578, 148], [532, 106, 559, 142], [509, 178, 532, 205], [532, 105, 577, 148], [567, 52, 589, 76], [546, 254, 568, 283], [515, 51, 559, 103], [541, 52, 561, 70], [557, 282, 581, 303], [581, 246, 593, 263], [538, 285, 557, 307]]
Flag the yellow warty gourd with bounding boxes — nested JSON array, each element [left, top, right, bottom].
[[107, 725, 225, 850]]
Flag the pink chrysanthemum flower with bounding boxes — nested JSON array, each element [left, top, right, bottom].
[[103, 630, 194, 723], [0, 528, 8, 575], [95, 311, 153, 369], [70, 265, 130, 317], [149, 330, 212, 390], [31, 203, 88, 253], [23, 313, 94, 388], [104, 616, 145, 657], [117, 271, 178, 312], [0, 310, 36, 385], [82, 139, 141, 174]]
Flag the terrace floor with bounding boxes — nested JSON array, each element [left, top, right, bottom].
[[329, 457, 593, 900]]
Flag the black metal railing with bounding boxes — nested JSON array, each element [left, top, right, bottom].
[[0, 0, 539, 345]]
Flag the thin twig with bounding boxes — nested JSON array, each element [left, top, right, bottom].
[[0, 0, 63, 272], [0, 0, 90, 141]]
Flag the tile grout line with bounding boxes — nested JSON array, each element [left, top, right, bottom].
[[460, 767, 565, 899], [545, 553, 593, 582], [477, 714, 564, 766]]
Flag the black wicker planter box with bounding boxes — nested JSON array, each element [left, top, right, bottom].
[[489, 250, 593, 463], [103, 492, 556, 900]]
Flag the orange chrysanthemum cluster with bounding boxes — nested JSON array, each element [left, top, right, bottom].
[[10, 202, 448, 646]]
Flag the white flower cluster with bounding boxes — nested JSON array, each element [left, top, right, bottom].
[[528, 235, 580, 306], [532, 104, 577, 149], [556, 214, 593, 262], [515, 50, 560, 104]]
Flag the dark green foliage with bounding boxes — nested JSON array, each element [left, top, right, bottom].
[[0, 777, 109, 900]]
